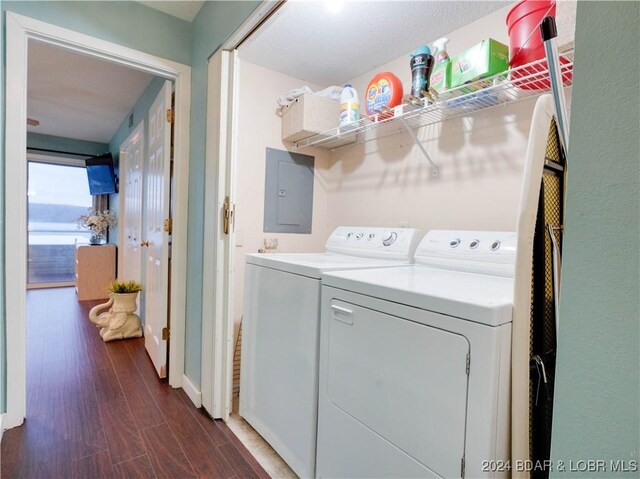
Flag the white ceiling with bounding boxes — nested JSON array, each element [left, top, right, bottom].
[[240, 1, 507, 86], [136, 0, 205, 22], [27, 40, 156, 144]]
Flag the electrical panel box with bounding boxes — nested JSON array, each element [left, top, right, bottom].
[[264, 148, 314, 234]]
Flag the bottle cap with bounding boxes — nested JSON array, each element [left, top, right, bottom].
[[344, 83, 353, 88], [410, 45, 431, 57]]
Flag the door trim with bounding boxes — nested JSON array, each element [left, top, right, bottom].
[[202, 49, 236, 419], [4, 12, 191, 429], [201, 0, 282, 421]]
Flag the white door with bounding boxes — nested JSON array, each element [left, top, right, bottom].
[[118, 122, 144, 287], [202, 49, 238, 418], [143, 80, 172, 378]]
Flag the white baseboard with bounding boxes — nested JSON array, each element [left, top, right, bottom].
[[182, 374, 202, 408]]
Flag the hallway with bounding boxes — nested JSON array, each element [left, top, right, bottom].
[[1, 288, 268, 478]]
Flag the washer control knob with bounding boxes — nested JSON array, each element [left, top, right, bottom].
[[356, 233, 364, 240], [470, 239, 480, 249], [491, 240, 501, 251], [450, 238, 461, 248], [382, 232, 398, 246], [347, 232, 354, 239], [368, 233, 375, 241]]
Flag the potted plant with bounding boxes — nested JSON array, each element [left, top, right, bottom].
[[108, 280, 143, 294], [88, 280, 143, 341], [77, 208, 117, 245]]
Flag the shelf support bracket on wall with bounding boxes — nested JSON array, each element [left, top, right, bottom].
[[400, 118, 438, 176]]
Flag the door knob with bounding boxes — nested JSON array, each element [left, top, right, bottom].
[[140, 240, 150, 247]]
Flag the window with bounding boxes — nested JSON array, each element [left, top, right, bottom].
[[28, 160, 93, 284]]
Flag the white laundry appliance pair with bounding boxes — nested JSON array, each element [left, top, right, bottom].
[[240, 226, 422, 478], [316, 230, 517, 479]]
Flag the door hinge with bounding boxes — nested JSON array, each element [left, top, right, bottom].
[[465, 353, 470, 375], [164, 218, 173, 234], [162, 327, 170, 341], [166, 108, 175, 123], [461, 456, 465, 478], [223, 198, 235, 235]]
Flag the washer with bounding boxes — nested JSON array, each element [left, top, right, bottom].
[[240, 226, 421, 479], [317, 230, 517, 479]]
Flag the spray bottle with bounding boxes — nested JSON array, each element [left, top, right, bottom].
[[431, 37, 451, 94], [432, 37, 450, 63], [409, 45, 435, 99]]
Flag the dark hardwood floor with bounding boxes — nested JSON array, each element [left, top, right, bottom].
[[1, 287, 269, 479]]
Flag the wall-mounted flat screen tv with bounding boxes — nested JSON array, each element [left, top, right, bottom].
[[86, 154, 117, 195]]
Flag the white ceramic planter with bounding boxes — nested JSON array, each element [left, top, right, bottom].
[[89, 292, 143, 342]]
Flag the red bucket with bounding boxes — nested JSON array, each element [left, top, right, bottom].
[[506, 0, 570, 90], [506, 0, 556, 68]]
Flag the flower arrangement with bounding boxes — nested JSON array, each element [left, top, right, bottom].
[[108, 280, 143, 294], [77, 208, 117, 237]]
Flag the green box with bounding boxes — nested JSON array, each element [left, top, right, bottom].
[[430, 60, 451, 94], [450, 38, 509, 89]]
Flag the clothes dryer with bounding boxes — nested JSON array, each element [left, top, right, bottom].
[[317, 230, 517, 478]]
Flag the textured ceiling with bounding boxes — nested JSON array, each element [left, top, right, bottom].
[[136, 1, 205, 22], [27, 40, 156, 143], [240, 1, 507, 85]]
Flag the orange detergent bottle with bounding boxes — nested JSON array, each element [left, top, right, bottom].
[[364, 72, 403, 118]]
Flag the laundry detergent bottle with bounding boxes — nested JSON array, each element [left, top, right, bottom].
[[364, 73, 404, 118], [410, 45, 435, 98], [339, 84, 360, 127]]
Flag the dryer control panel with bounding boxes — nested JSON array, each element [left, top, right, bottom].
[[414, 230, 517, 277], [325, 227, 422, 261]]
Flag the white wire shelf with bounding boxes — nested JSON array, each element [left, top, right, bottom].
[[291, 50, 574, 153]]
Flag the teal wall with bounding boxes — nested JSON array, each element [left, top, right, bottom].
[[0, 1, 192, 415], [550, 1, 640, 475], [184, 0, 260, 387], [109, 77, 165, 160], [2, 1, 192, 65], [27, 132, 109, 157]]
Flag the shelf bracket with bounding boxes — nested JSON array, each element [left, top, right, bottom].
[[400, 118, 438, 176]]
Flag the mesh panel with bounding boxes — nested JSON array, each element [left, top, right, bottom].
[[545, 118, 562, 163], [541, 171, 561, 459], [528, 118, 565, 476]]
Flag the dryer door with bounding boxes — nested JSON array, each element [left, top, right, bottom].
[[323, 299, 470, 478]]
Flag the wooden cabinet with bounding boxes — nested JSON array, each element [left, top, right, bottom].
[[75, 245, 116, 301]]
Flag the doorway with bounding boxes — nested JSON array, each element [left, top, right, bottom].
[[4, 11, 192, 429]]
